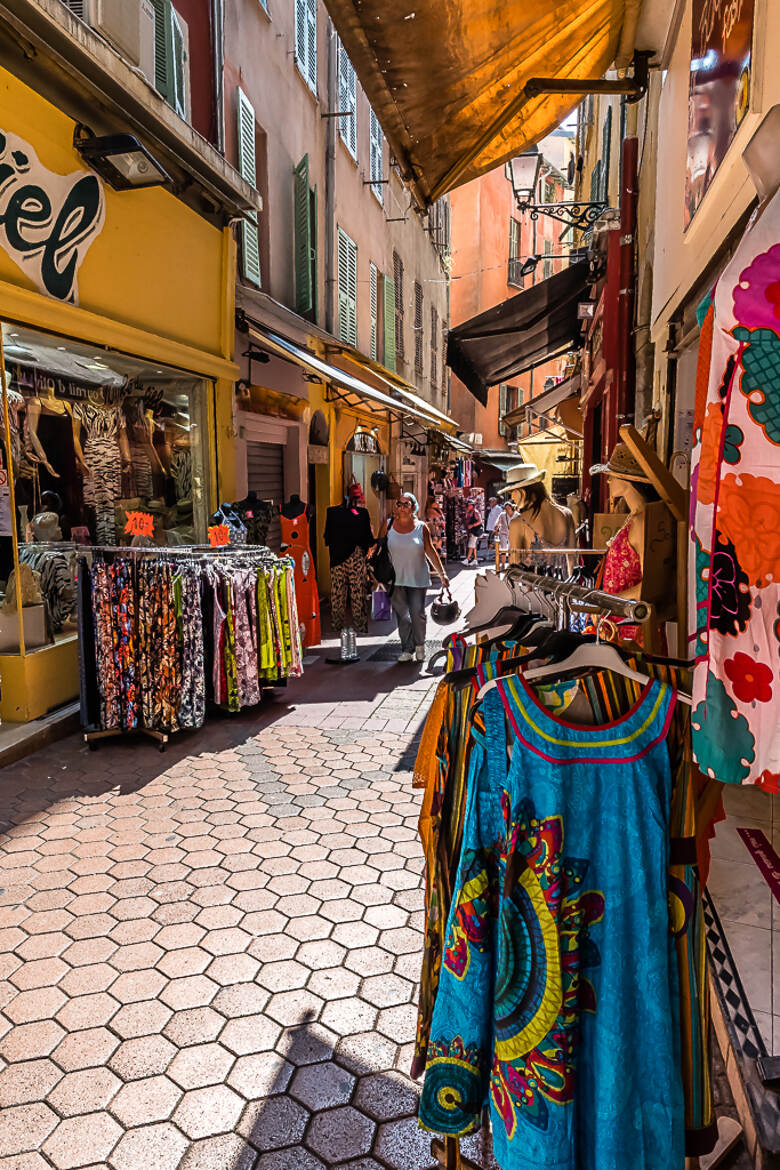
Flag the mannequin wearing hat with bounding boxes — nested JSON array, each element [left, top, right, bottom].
[[590, 443, 660, 605], [501, 463, 576, 571]]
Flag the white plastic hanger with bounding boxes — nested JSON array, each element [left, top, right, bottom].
[[476, 639, 692, 704]]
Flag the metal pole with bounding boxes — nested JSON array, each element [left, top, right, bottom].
[[0, 326, 25, 656]]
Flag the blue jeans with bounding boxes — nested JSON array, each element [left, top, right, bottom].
[[390, 585, 427, 651]]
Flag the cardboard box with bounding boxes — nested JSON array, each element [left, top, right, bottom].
[[593, 512, 627, 550]]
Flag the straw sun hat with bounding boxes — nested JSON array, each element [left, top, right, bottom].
[[589, 442, 649, 483], [496, 463, 546, 496]]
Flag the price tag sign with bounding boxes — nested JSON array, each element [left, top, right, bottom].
[[124, 511, 155, 538], [208, 524, 231, 547], [0, 468, 11, 537]]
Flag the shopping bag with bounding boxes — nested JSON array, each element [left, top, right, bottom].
[[371, 587, 392, 621]]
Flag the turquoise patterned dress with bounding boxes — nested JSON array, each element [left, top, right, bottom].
[[418, 674, 684, 1170]]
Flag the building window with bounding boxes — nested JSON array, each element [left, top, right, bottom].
[[146, 0, 191, 120], [369, 108, 384, 202], [236, 87, 262, 287], [393, 251, 404, 361], [294, 0, 317, 93], [337, 39, 357, 157], [383, 272, 396, 372], [543, 177, 556, 204], [369, 262, 379, 361], [294, 153, 317, 318], [543, 239, 553, 281], [337, 228, 357, 346], [498, 384, 518, 439], [508, 217, 523, 287], [414, 281, 423, 376], [430, 306, 438, 387]]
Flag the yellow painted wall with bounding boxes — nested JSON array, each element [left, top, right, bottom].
[[0, 67, 238, 721]]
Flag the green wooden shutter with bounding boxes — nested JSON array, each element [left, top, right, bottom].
[[150, 0, 173, 101], [294, 154, 313, 315], [337, 229, 357, 346], [237, 87, 261, 287], [369, 263, 378, 361], [170, 6, 187, 119], [498, 383, 508, 436], [600, 106, 612, 204], [383, 274, 396, 372]]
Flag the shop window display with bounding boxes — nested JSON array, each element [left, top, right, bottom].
[[0, 322, 209, 654]]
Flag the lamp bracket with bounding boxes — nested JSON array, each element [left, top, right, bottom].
[[516, 199, 608, 231]]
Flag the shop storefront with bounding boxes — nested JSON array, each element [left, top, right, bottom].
[[0, 67, 239, 723]]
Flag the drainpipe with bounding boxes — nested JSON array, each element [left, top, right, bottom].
[[210, 0, 225, 154], [616, 135, 638, 430], [324, 20, 337, 334]]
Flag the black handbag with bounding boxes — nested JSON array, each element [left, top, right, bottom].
[[431, 588, 460, 626], [367, 522, 395, 594]]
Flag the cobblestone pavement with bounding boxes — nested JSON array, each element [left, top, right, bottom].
[[0, 571, 500, 1169]]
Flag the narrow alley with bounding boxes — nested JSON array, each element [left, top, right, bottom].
[[0, 577, 493, 1170]]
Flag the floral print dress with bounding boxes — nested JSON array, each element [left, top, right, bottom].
[[690, 189, 780, 788]]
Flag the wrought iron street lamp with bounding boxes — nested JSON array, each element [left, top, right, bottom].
[[505, 148, 607, 232]]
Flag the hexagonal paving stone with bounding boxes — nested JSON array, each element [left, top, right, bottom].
[[173, 1084, 244, 1140], [353, 1070, 419, 1121], [256, 960, 309, 993], [157, 947, 212, 978], [109, 1121, 189, 1170], [344, 948, 394, 977], [335, 1031, 397, 1075], [5, 986, 67, 1025], [376, 1003, 418, 1044], [55, 991, 120, 1031], [160, 975, 218, 1011], [265, 990, 323, 1027], [0, 1058, 62, 1106], [42, 1111, 123, 1169], [111, 999, 172, 1039], [110, 1075, 183, 1127], [238, 1094, 309, 1151], [9, 956, 69, 991], [163, 1006, 224, 1047], [305, 1105, 374, 1163], [228, 1052, 294, 1099], [361, 973, 413, 1009], [109, 1035, 177, 1080], [254, 1150, 325, 1170], [58, 962, 118, 997], [0, 1102, 59, 1158], [205, 952, 261, 986], [47, 1067, 121, 1116], [219, 1013, 281, 1056], [0, 1020, 65, 1063], [306, 965, 360, 1001], [289, 1060, 355, 1111], [178, 1132, 258, 1170], [374, 1114, 438, 1170], [168, 1042, 235, 1090]]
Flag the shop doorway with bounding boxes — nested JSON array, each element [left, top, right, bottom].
[[246, 441, 284, 552]]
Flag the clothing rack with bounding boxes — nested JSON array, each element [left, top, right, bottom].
[[503, 566, 652, 623]]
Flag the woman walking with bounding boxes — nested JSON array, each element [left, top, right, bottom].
[[493, 499, 515, 571], [380, 492, 449, 663]]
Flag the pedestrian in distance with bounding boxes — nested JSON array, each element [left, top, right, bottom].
[[378, 492, 449, 663], [461, 496, 482, 566], [493, 498, 515, 571]]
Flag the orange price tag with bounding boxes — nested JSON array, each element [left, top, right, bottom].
[[124, 511, 155, 538], [208, 524, 231, 547]]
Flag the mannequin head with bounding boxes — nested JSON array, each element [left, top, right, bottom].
[[608, 475, 659, 513]]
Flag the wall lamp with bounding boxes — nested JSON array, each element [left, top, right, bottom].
[[505, 147, 607, 232], [73, 125, 170, 191]]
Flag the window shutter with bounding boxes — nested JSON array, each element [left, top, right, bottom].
[[430, 305, 438, 386], [499, 383, 508, 436], [337, 42, 357, 157], [337, 228, 357, 347], [306, 0, 317, 91], [414, 281, 423, 376], [295, 0, 306, 74], [369, 263, 378, 361], [170, 6, 187, 119], [62, 0, 88, 18], [369, 108, 383, 202], [393, 252, 404, 360], [383, 274, 396, 372], [150, 0, 173, 100], [600, 105, 612, 204], [294, 154, 313, 315], [237, 87, 262, 287]]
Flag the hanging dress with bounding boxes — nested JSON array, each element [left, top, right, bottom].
[[418, 674, 684, 1170], [73, 400, 123, 545], [279, 508, 321, 647], [690, 186, 780, 787]]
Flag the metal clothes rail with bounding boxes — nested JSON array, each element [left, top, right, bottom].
[[504, 565, 652, 623]]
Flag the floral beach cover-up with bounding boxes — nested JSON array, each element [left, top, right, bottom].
[[690, 189, 780, 788]]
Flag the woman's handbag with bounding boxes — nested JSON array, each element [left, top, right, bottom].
[[430, 588, 460, 626], [371, 587, 392, 621], [366, 522, 395, 594]]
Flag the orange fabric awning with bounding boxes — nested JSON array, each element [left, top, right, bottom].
[[324, 0, 638, 208]]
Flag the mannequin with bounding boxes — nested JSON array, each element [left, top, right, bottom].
[[25, 379, 85, 478], [123, 394, 165, 498], [279, 493, 320, 646], [324, 486, 374, 634], [0, 371, 24, 475], [72, 386, 129, 545], [231, 490, 275, 545], [506, 465, 575, 571]]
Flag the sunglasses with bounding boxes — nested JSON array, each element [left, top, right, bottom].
[[396, 500, 413, 508]]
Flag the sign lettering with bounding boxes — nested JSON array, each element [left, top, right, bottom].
[[0, 130, 105, 303], [124, 511, 155, 539], [209, 524, 231, 547]]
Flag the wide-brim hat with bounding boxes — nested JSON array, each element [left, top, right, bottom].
[[589, 442, 649, 483], [497, 463, 546, 495]]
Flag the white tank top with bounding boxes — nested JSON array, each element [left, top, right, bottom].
[[387, 520, 431, 588]]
